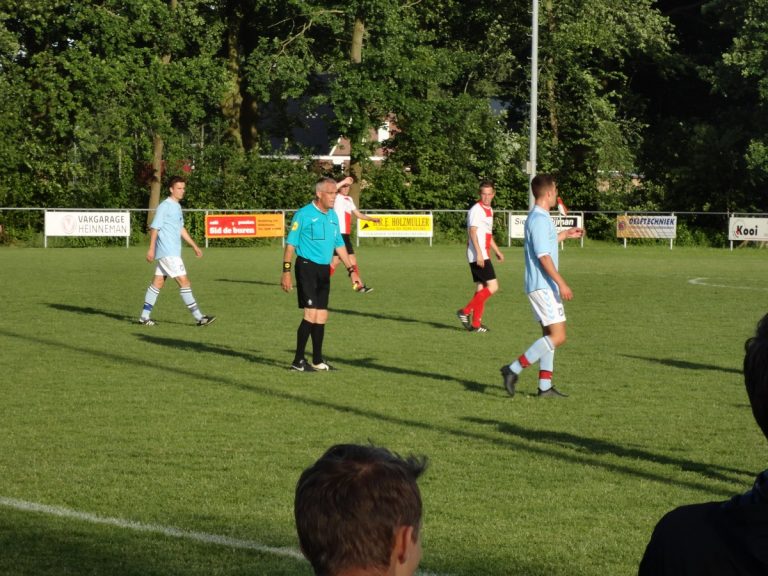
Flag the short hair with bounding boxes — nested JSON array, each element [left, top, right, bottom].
[[167, 175, 186, 188], [531, 174, 556, 199], [479, 180, 495, 193], [295, 444, 428, 576], [744, 314, 768, 440], [315, 177, 337, 194]]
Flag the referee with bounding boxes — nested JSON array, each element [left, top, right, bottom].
[[281, 177, 361, 371]]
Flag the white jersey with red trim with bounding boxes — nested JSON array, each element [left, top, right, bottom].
[[333, 193, 356, 235], [466, 201, 493, 263]]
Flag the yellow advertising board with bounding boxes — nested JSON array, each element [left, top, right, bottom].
[[357, 214, 433, 238]]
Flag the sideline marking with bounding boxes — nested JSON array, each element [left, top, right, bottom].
[[0, 496, 304, 560], [0, 496, 447, 576], [688, 278, 768, 292]]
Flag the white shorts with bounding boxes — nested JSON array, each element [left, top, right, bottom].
[[528, 289, 566, 327], [154, 256, 187, 278]]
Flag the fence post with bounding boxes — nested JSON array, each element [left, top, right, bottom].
[[623, 212, 627, 249], [670, 212, 675, 250], [430, 211, 433, 247]]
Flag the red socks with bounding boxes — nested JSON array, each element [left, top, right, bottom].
[[467, 287, 492, 327]]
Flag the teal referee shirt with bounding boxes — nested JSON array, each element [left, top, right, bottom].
[[286, 201, 344, 265]]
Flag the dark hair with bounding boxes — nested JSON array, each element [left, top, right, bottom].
[[744, 314, 768, 440], [295, 444, 428, 576], [479, 180, 495, 192], [167, 175, 186, 188], [531, 174, 556, 199]]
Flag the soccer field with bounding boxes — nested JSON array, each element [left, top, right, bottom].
[[0, 242, 766, 576]]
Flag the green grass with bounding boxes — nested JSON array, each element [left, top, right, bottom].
[[1, 241, 766, 575]]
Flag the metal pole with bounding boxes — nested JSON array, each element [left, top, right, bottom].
[[528, 0, 539, 209]]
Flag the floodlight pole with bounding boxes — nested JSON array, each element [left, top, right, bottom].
[[528, 0, 539, 209]]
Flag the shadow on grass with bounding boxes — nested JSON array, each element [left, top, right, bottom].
[[333, 356, 494, 395], [0, 327, 747, 498], [0, 508, 303, 576], [464, 417, 754, 485], [136, 334, 495, 395], [331, 307, 458, 332], [215, 278, 279, 287], [136, 334, 286, 369], [621, 354, 741, 375], [46, 303, 188, 326], [46, 303, 132, 323]]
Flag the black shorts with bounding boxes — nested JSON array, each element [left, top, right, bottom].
[[469, 260, 496, 284], [341, 233, 355, 255], [295, 257, 331, 309]]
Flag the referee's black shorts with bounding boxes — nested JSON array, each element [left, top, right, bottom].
[[469, 259, 496, 284], [295, 257, 331, 309]]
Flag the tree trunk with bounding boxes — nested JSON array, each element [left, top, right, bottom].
[[147, 132, 164, 228], [223, 4, 245, 151], [240, 92, 259, 151], [348, 15, 365, 208], [146, 0, 177, 228]]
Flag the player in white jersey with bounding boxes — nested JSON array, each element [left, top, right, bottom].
[[500, 174, 582, 397], [456, 181, 504, 332], [330, 176, 380, 293]]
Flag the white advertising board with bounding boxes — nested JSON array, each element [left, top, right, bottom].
[[616, 215, 677, 239], [45, 211, 131, 237], [507, 213, 583, 239], [728, 217, 768, 242]]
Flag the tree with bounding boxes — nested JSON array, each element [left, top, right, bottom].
[[0, 0, 226, 217], [637, 0, 768, 215], [532, 0, 672, 209], [720, 0, 768, 198]]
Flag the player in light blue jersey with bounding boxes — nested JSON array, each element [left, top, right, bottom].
[[281, 177, 361, 372], [138, 176, 216, 327], [501, 174, 582, 397]]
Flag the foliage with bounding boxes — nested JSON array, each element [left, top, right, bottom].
[[532, 0, 673, 209], [0, 0, 765, 232], [0, 0, 227, 209], [637, 0, 768, 214]]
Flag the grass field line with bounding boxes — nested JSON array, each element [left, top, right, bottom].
[[0, 496, 305, 559], [688, 277, 768, 291], [0, 496, 450, 576]]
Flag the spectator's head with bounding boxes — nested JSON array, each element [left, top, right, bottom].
[[531, 174, 556, 200], [295, 444, 428, 576], [744, 314, 768, 440]]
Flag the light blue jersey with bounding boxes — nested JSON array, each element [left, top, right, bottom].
[[150, 198, 183, 259], [286, 201, 343, 265], [524, 205, 558, 294]]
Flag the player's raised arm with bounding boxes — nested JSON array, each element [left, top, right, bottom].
[[557, 227, 583, 243]]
